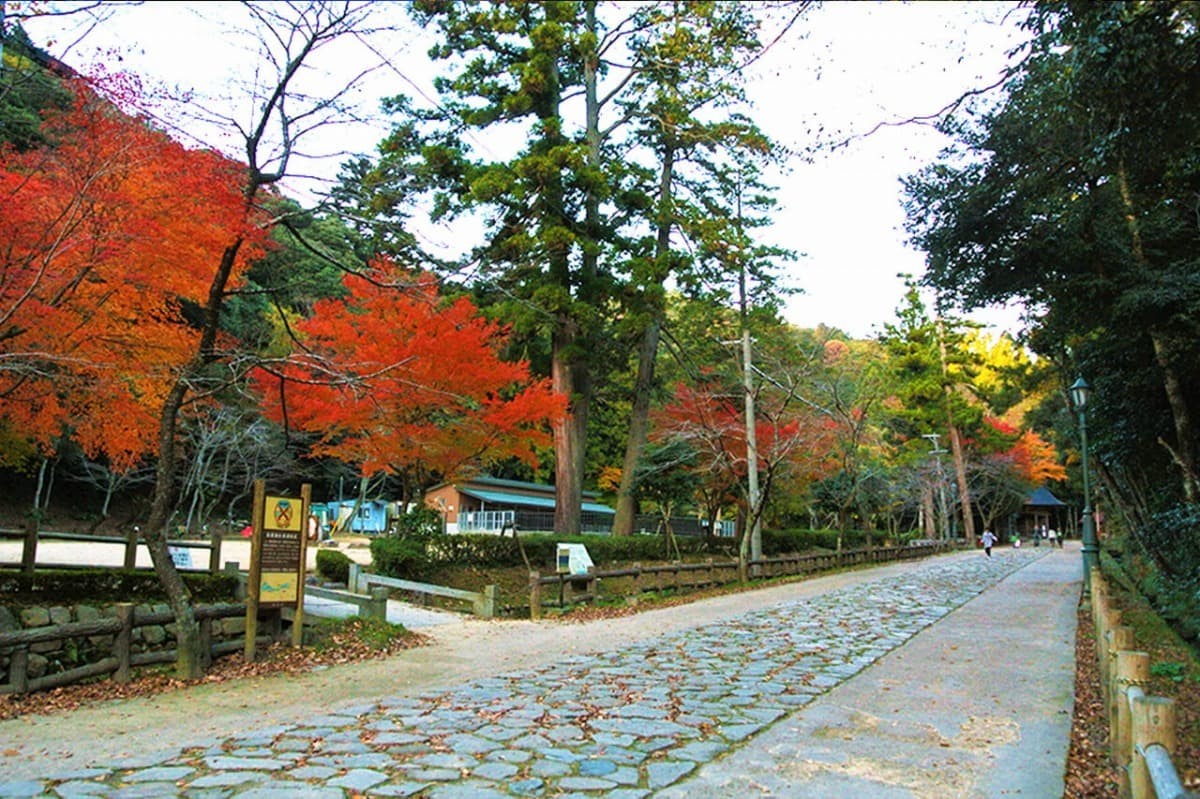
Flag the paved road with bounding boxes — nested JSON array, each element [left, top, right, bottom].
[[0, 545, 1078, 798]]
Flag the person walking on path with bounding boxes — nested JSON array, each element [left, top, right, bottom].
[[1047, 527, 1057, 548], [981, 529, 997, 556]]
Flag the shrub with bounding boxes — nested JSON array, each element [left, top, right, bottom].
[[0, 569, 239, 604], [371, 537, 430, 580], [393, 506, 443, 539], [316, 549, 353, 584]]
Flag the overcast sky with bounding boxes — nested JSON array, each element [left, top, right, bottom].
[[17, 1, 1030, 339]]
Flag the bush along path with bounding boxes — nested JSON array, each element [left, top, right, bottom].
[[0, 550, 1046, 798]]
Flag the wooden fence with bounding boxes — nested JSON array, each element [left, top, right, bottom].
[[348, 564, 498, 618], [0, 602, 278, 696], [1091, 567, 1195, 799], [0, 527, 222, 574], [528, 541, 954, 619]]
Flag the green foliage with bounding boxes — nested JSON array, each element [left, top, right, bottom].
[[1151, 662, 1188, 683], [370, 536, 431, 581], [0, 25, 72, 151], [304, 615, 409, 652], [315, 549, 353, 584], [0, 569, 239, 605], [390, 529, 869, 574], [763, 528, 867, 553], [393, 505, 443, 540], [903, 1, 1200, 521]]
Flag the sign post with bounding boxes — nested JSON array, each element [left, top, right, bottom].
[[244, 480, 310, 661]]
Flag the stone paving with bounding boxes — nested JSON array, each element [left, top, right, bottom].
[[1, 549, 1043, 799]]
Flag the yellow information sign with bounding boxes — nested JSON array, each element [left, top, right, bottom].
[[245, 481, 311, 661], [264, 495, 303, 532]]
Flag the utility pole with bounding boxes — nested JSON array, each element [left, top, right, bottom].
[[923, 433, 950, 540], [735, 179, 762, 574]]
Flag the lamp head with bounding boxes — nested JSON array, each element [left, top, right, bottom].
[[1069, 377, 1091, 411]]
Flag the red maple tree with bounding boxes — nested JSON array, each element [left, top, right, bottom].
[[0, 79, 263, 471], [254, 261, 565, 478]]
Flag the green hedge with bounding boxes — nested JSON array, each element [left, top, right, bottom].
[[371, 537, 431, 580], [370, 528, 877, 574], [0, 569, 239, 605]]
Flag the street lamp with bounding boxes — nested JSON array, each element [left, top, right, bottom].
[[1069, 377, 1098, 586]]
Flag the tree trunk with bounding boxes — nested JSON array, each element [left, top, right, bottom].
[[145, 379, 203, 679], [552, 316, 588, 536], [612, 317, 661, 536], [1150, 329, 1199, 504], [612, 145, 677, 537], [921, 482, 936, 538]]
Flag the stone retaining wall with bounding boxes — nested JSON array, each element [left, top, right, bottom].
[[0, 602, 245, 681]]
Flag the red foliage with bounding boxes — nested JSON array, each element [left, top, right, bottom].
[[254, 261, 565, 477], [0, 79, 264, 470], [652, 380, 840, 492]]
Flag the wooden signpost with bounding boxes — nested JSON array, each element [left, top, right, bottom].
[[244, 480, 311, 661]]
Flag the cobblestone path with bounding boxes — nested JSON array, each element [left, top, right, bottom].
[[2, 550, 1042, 798]]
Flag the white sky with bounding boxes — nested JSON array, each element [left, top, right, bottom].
[[16, 1, 1030, 340]]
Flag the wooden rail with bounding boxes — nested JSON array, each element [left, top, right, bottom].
[[1091, 567, 1195, 799], [0, 602, 277, 696], [349, 564, 497, 618], [528, 542, 953, 620], [0, 527, 222, 573]]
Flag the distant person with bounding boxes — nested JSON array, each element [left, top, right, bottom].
[[981, 529, 997, 557], [1047, 527, 1057, 548]]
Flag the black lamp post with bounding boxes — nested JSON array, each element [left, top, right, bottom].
[[1069, 377, 1098, 586]]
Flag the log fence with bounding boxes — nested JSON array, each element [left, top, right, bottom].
[[1091, 567, 1195, 799], [0, 601, 279, 697], [528, 541, 953, 620], [0, 527, 222, 574]]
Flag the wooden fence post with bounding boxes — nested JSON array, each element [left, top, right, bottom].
[[1113, 649, 1149, 798], [631, 563, 641, 596], [124, 526, 139, 570], [529, 571, 542, 621], [349, 562, 367, 594], [21, 520, 37, 576], [367, 587, 389, 620], [1097, 607, 1120, 709], [199, 616, 213, 669], [208, 528, 221, 574], [10, 647, 29, 694], [1129, 695, 1176, 799], [114, 603, 134, 683], [479, 584, 498, 619], [1106, 627, 1135, 731]]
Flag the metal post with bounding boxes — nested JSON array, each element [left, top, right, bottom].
[[1078, 404, 1098, 586]]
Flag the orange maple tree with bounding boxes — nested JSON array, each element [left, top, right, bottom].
[[0, 79, 263, 471], [253, 261, 565, 478]]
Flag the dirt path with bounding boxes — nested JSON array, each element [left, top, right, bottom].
[[0, 554, 973, 780]]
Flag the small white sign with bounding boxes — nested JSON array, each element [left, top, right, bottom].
[[556, 543, 593, 576], [169, 546, 193, 569]]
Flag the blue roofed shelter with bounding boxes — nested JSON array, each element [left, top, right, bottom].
[[1021, 486, 1069, 538], [425, 476, 615, 535]]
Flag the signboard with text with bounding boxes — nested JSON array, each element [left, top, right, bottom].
[[245, 480, 311, 659], [259, 495, 303, 604]]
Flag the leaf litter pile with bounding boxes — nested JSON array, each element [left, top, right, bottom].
[[0, 618, 426, 722]]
